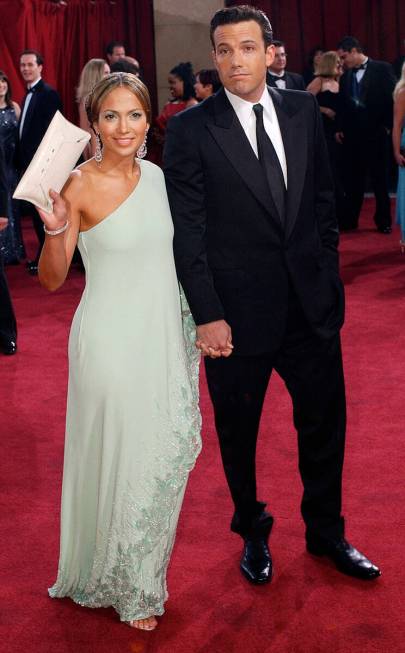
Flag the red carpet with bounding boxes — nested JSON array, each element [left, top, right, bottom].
[[1, 201, 404, 653]]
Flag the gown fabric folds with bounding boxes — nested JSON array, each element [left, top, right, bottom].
[[49, 160, 201, 621]]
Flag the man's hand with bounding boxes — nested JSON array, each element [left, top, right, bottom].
[[0, 217, 8, 231], [335, 131, 344, 145], [196, 319, 233, 358]]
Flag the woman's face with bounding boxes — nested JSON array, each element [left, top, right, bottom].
[[194, 75, 212, 101], [168, 73, 184, 99], [313, 50, 323, 67], [0, 78, 8, 97], [94, 86, 149, 160], [103, 63, 111, 77]]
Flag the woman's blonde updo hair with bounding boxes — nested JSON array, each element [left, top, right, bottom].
[[85, 73, 152, 131], [76, 59, 108, 104], [315, 51, 340, 78]]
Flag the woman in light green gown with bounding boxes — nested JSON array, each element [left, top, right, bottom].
[[37, 74, 201, 631]]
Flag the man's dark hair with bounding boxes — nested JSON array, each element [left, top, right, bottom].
[[336, 36, 363, 53], [272, 40, 285, 49], [110, 60, 139, 76], [106, 40, 125, 56], [197, 69, 222, 93], [20, 49, 43, 65], [210, 5, 273, 49]]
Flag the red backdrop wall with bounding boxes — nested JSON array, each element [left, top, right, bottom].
[[0, 0, 157, 123], [225, 0, 405, 73]]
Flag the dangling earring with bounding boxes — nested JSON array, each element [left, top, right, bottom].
[[94, 133, 103, 163], [136, 128, 149, 159]]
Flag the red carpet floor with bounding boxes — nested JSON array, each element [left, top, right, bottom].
[[1, 200, 404, 653]]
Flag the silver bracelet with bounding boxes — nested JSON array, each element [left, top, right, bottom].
[[43, 221, 69, 236]]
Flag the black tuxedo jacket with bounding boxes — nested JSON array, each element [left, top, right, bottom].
[[164, 86, 344, 355], [267, 70, 306, 90], [17, 79, 62, 170], [336, 59, 396, 135]]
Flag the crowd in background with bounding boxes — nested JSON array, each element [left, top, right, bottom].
[[1, 35, 405, 356]]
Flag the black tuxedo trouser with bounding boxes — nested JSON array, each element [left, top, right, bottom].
[[205, 287, 346, 543], [341, 128, 391, 230], [0, 256, 17, 343]]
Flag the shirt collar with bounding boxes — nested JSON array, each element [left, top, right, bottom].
[[225, 85, 274, 127], [28, 77, 41, 91]]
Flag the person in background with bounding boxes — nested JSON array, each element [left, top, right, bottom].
[[0, 70, 25, 264], [392, 62, 405, 251], [335, 36, 396, 233], [194, 69, 222, 101], [307, 52, 346, 229], [77, 58, 110, 159], [266, 40, 305, 90], [17, 49, 62, 275], [0, 138, 17, 355], [303, 46, 324, 85], [149, 62, 198, 165], [110, 59, 139, 76], [105, 40, 126, 66]]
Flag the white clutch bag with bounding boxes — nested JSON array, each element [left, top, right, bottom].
[[13, 110, 91, 213]]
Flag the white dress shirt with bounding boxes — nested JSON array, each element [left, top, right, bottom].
[[19, 77, 41, 138], [224, 85, 288, 187], [355, 57, 368, 83]]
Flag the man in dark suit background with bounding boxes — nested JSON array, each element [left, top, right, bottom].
[[266, 40, 305, 90], [18, 49, 62, 274], [336, 36, 396, 232], [0, 139, 17, 355], [164, 5, 380, 585]]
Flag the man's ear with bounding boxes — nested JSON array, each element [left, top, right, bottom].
[[265, 44, 275, 69]]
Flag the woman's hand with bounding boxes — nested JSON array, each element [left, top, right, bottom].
[[37, 189, 68, 232], [320, 106, 336, 120], [394, 151, 405, 167]]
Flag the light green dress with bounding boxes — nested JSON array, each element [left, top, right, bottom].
[[49, 160, 201, 622]]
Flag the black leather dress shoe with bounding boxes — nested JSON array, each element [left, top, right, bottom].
[[377, 226, 392, 234], [0, 339, 17, 355], [240, 538, 273, 584], [307, 537, 381, 580]]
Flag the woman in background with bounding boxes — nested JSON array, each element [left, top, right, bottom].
[[303, 46, 324, 85], [393, 62, 405, 251], [0, 71, 25, 264], [194, 68, 221, 101], [149, 62, 198, 165], [76, 58, 110, 159], [307, 51, 346, 230]]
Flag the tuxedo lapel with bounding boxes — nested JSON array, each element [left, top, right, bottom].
[[269, 87, 307, 239], [359, 60, 372, 104], [20, 79, 44, 141], [207, 89, 281, 225]]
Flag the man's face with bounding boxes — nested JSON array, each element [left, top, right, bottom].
[[20, 54, 42, 85], [212, 20, 274, 103], [108, 46, 126, 64], [270, 46, 287, 73], [337, 48, 358, 69]]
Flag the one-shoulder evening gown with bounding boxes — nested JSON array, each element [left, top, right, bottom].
[[49, 160, 201, 622]]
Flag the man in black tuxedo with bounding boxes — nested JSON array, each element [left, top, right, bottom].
[[336, 36, 396, 232], [18, 49, 62, 274], [266, 40, 305, 90], [164, 5, 380, 584], [0, 139, 17, 355]]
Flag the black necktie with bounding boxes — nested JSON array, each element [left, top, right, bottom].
[[354, 63, 367, 71], [253, 103, 286, 223]]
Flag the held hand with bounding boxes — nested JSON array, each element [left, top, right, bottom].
[[37, 189, 68, 232], [394, 152, 405, 167], [335, 131, 344, 145], [321, 107, 336, 120], [0, 217, 8, 231], [196, 320, 233, 358]]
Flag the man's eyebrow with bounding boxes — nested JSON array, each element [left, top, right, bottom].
[[216, 39, 258, 47]]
